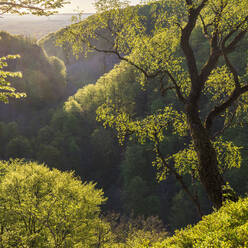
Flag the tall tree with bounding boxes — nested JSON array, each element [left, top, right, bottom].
[[59, 0, 248, 213]]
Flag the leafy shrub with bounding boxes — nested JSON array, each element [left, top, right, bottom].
[[118, 198, 248, 248], [157, 198, 248, 248]]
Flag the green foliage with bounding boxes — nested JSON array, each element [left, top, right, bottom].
[[38, 32, 70, 64], [0, 55, 25, 103], [6, 136, 32, 159], [120, 144, 161, 217], [3, 0, 248, 231], [85, 0, 248, 211], [33, 60, 142, 186], [65, 61, 139, 115], [111, 198, 248, 248], [168, 190, 198, 231], [160, 197, 248, 248], [37, 144, 62, 168], [166, 138, 242, 180], [97, 103, 187, 145], [29, 2, 248, 225], [0, 0, 68, 16], [0, 159, 107, 247], [125, 176, 160, 217], [57, 1, 143, 57], [205, 64, 248, 127]]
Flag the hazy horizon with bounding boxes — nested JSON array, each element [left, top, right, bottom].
[[0, 13, 92, 39], [59, 0, 140, 13], [0, 0, 141, 39]]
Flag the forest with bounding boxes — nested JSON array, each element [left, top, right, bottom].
[[1, 0, 248, 247]]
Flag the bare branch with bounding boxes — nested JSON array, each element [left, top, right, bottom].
[[205, 85, 248, 131], [91, 45, 161, 79], [0, 2, 48, 16], [159, 75, 175, 96], [204, 17, 248, 132], [199, 29, 222, 85], [0, 2, 43, 11], [224, 30, 247, 54], [221, 15, 248, 48], [199, 14, 211, 40], [212, 102, 239, 139], [0, 5, 13, 15], [0, 0, 68, 15], [164, 70, 187, 104], [223, 52, 240, 88], [160, 85, 176, 96]]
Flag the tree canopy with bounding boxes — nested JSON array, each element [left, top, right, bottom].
[[59, 0, 248, 213], [0, 159, 106, 247]]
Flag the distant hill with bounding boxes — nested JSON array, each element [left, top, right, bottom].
[[0, 14, 92, 39]]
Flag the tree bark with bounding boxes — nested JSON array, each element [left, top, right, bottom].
[[186, 102, 225, 209]]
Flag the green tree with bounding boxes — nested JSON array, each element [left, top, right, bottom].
[[121, 144, 161, 217], [0, 159, 107, 248], [60, 0, 248, 213], [160, 197, 248, 248], [6, 136, 32, 158]]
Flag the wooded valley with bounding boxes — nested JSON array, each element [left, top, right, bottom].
[[1, 0, 248, 247]]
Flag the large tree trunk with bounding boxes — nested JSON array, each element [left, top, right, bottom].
[[186, 103, 226, 209]]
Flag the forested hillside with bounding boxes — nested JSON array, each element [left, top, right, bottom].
[[38, 26, 120, 88], [0, 31, 68, 159], [1, 0, 248, 246], [39, 0, 248, 226], [0, 31, 66, 113]]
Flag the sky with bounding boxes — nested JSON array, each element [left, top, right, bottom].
[[59, 0, 140, 13]]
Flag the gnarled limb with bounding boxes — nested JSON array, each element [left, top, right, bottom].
[[154, 135, 203, 218], [205, 86, 248, 132]]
